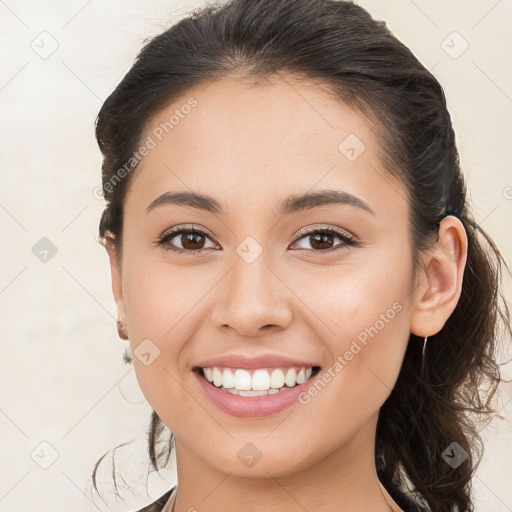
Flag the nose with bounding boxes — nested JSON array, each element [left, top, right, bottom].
[[210, 253, 293, 338]]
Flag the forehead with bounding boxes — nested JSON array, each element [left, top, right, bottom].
[[124, 75, 407, 219]]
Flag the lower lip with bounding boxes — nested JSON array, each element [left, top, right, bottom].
[[193, 369, 318, 418]]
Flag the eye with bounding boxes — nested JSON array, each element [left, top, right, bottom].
[[156, 225, 359, 255], [290, 226, 358, 253], [156, 225, 218, 254]]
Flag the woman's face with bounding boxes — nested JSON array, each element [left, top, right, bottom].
[[110, 75, 421, 477]]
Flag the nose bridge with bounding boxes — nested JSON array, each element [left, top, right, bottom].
[[231, 245, 273, 304], [211, 240, 292, 334]]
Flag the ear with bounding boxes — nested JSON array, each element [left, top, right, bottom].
[[104, 236, 128, 340], [410, 216, 468, 337]]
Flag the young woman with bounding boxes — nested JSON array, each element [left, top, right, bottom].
[[91, 0, 511, 511]]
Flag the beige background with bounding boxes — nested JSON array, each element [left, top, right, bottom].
[[0, 0, 510, 510]]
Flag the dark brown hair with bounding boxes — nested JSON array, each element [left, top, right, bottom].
[[92, 1, 512, 510]]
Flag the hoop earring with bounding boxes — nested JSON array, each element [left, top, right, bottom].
[[420, 336, 428, 375]]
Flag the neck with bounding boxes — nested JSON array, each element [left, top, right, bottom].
[[164, 411, 402, 512]]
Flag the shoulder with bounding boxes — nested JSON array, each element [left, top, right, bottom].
[[133, 486, 175, 512]]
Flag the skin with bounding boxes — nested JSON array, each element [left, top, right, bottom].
[[105, 74, 468, 512]]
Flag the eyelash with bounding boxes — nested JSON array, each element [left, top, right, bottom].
[[156, 224, 359, 255]]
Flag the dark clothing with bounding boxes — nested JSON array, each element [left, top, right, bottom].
[[135, 486, 175, 512]]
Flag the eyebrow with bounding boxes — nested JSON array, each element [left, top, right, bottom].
[[145, 189, 375, 217]]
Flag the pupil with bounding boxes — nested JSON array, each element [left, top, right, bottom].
[[312, 233, 332, 250], [183, 232, 204, 250]]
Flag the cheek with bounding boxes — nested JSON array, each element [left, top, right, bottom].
[[295, 257, 412, 407], [122, 254, 203, 339], [299, 257, 410, 346], [121, 258, 202, 408]]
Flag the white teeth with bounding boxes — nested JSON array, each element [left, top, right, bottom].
[[296, 368, 306, 384], [227, 387, 282, 396], [212, 367, 223, 387], [234, 369, 252, 390], [201, 366, 316, 392], [284, 368, 297, 387], [222, 368, 235, 388], [239, 390, 270, 396], [270, 369, 285, 388], [252, 369, 271, 391]]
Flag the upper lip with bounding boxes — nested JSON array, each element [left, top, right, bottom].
[[194, 353, 320, 369]]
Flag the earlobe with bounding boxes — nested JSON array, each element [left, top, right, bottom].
[[105, 236, 128, 339], [410, 216, 468, 337]]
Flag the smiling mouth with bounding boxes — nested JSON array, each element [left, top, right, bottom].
[[193, 365, 321, 396]]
